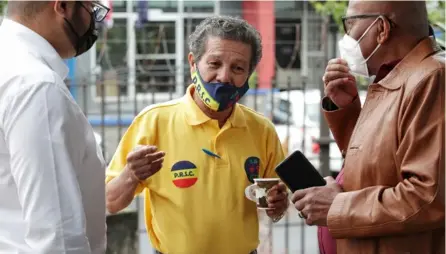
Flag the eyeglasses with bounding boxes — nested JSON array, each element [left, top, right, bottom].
[[92, 1, 110, 22], [90, 1, 110, 22], [78, 1, 110, 22], [341, 14, 394, 34]]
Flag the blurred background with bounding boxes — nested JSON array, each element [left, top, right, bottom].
[[0, 1, 444, 253]]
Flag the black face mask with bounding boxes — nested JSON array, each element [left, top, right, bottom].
[[63, 2, 98, 57]]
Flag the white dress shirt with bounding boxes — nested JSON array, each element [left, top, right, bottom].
[[0, 19, 107, 253]]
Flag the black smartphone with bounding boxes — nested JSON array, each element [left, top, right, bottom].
[[275, 150, 326, 192]]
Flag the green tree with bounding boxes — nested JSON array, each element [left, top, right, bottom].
[[309, 0, 445, 46], [310, 0, 348, 32]]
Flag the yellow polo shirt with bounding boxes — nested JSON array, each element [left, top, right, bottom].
[[106, 85, 285, 254]]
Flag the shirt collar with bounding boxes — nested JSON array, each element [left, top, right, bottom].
[[377, 37, 441, 90], [182, 84, 247, 128], [374, 59, 401, 83], [0, 18, 69, 80]]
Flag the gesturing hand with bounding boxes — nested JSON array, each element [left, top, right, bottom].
[[126, 145, 165, 182], [322, 58, 358, 108], [291, 177, 342, 226]]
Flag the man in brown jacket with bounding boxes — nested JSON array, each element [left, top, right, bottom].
[[292, 1, 445, 253]]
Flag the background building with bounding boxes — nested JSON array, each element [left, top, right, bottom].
[[73, 0, 337, 114]]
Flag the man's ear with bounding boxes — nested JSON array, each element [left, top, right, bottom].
[[188, 52, 196, 76], [377, 17, 391, 44], [54, 0, 72, 17]]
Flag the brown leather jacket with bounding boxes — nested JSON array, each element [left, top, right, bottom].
[[323, 37, 445, 254]]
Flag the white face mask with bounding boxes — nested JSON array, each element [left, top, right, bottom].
[[338, 17, 383, 78]]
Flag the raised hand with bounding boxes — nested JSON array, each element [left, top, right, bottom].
[[322, 58, 359, 108], [126, 145, 165, 181]]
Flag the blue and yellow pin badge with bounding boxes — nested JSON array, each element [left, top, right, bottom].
[[171, 161, 198, 188]]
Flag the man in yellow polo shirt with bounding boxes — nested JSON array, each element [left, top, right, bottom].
[[105, 15, 289, 254]]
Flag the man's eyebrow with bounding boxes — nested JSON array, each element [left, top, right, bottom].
[[206, 54, 249, 66], [233, 59, 249, 66], [207, 54, 222, 59]]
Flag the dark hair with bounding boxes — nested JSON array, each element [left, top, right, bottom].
[[188, 15, 262, 73]]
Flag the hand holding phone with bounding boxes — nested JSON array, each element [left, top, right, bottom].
[[275, 150, 325, 192]]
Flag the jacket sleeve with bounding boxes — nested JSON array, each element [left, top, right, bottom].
[[322, 96, 362, 155], [327, 68, 445, 238]]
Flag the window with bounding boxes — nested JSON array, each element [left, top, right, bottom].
[[182, 18, 207, 83], [184, 1, 215, 13], [275, 19, 302, 69], [111, 0, 127, 12], [135, 21, 176, 94], [111, 0, 215, 13], [275, 1, 302, 12], [96, 18, 129, 96], [138, 0, 177, 12], [96, 18, 127, 71], [184, 18, 206, 40]]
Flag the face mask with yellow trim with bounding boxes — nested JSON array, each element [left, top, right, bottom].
[[191, 69, 250, 112]]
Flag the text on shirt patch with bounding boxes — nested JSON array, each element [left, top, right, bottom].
[[171, 161, 198, 188]]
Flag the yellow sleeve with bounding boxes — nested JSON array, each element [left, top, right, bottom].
[[263, 122, 285, 179], [106, 113, 156, 195]]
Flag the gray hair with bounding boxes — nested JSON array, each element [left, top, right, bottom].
[[188, 15, 262, 73]]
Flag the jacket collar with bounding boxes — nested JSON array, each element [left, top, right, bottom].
[[182, 85, 247, 128], [0, 18, 69, 80], [377, 37, 441, 90]]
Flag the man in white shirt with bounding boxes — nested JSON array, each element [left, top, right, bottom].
[[0, 1, 110, 253]]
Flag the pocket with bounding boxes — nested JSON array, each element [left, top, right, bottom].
[[346, 146, 361, 155], [343, 146, 361, 170]]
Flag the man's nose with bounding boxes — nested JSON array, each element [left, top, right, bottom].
[[216, 68, 231, 84]]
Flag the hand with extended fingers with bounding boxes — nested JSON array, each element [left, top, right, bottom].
[[125, 145, 165, 182]]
